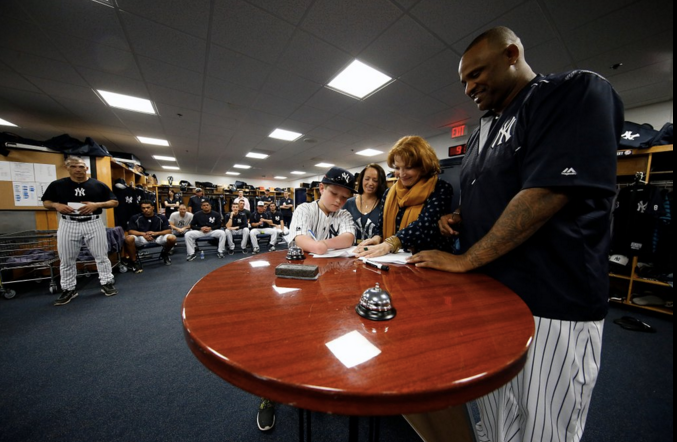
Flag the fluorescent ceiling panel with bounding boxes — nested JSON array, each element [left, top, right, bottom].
[[162, 166, 180, 170], [153, 155, 176, 161], [226, 171, 240, 175], [137, 136, 169, 146], [97, 90, 156, 114], [233, 164, 251, 169], [291, 171, 306, 175], [315, 162, 334, 168], [246, 152, 269, 159], [327, 60, 392, 100], [269, 128, 303, 141], [274, 176, 287, 179], [356, 148, 383, 157]]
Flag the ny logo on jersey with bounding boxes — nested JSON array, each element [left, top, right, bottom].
[[74, 188, 86, 197], [621, 131, 640, 141], [209, 216, 216, 223], [491, 116, 517, 148], [636, 201, 648, 213], [125, 196, 133, 204], [329, 226, 339, 238]]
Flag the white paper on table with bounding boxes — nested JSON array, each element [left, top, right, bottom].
[[359, 251, 412, 264], [311, 247, 357, 258]]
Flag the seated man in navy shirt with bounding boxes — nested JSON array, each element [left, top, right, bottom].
[[224, 202, 250, 255], [124, 200, 176, 272], [185, 200, 226, 260]]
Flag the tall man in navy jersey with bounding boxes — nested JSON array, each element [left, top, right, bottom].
[[42, 156, 119, 305], [409, 27, 623, 442]]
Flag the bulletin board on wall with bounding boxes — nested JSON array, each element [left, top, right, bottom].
[[0, 149, 69, 211]]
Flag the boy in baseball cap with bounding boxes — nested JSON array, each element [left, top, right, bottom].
[[284, 166, 356, 255]]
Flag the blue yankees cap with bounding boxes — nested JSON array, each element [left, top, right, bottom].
[[321, 166, 357, 193]]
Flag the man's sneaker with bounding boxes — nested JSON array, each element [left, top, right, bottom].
[[242, 248, 249, 255], [131, 260, 143, 274], [54, 289, 78, 306], [101, 283, 118, 297], [160, 251, 172, 266], [187, 253, 197, 262], [269, 245, 276, 252], [217, 252, 225, 259], [228, 248, 235, 255], [252, 247, 260, 255], [257, 398, 275, 431], [168, 246, 175, 255]]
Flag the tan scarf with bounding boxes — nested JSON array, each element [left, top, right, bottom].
[[383, 175, 438, 238]]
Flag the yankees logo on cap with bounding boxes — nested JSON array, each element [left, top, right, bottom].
[[320, 166, 357, 193]]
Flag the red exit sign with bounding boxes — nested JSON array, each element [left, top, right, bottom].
[[451, 125, 466, 138]]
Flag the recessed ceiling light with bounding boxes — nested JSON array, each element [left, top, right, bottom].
[[0, 118, 18, 127], [246, 152, 269, 159], [137, 136, 169, 146], [291, 171, 305, 175], [233, 164, 251, 169], [226, 171, 241, 176], [327, 60, 393, 100], [162, 166, 180, 170], [96, 90, 157, 114], [356, 148, 383, 157], [315, 162, 334, 168], [274, 176, 287, 179], [269, 128, 303, 141], [153, 155, 176, 161]]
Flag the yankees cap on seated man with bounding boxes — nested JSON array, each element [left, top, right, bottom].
[[321, 166, 357, 193]]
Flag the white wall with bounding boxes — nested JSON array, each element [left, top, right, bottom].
[[625, 100, 673, 127]]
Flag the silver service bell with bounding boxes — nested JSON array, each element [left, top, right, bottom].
[[356, 283, 396, 321], [286, 240, 305, 260]]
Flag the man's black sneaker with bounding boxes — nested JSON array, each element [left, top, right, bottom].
[[101, 283, 118, 297], [257, 398, 275, 431], [217, 252, 225, 259], [160, 251, 172, 265], [187, 253, 197, 262], [131, 260, 143, 274], [228, 248, 235, 255], [54, 289, 78, 306], [242, 248, 249, 255]]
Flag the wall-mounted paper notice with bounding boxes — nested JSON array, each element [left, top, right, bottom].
[[34, 163, 57, 182], [10, 162, 36, 182], [0, 162, 10, 181], [13, 182, 39, 206]]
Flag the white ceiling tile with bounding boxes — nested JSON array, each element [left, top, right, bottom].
[[116, 0, 211, 38], [137, 56, 204, 96], [207, 44, 273, 90]]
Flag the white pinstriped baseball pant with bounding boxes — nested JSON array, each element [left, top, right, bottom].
[[57, 217, 113, 290], [475, 316, 604, 442]]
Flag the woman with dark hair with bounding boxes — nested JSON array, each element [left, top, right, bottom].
[[163, 188, 181, 219], [343, 164, 387, 244], [355, 135, 454, 258]]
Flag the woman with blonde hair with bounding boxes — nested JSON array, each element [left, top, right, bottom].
[[356, 136, 454, 258]]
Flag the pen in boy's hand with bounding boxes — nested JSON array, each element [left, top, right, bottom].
[[308, 229, 318, 241]]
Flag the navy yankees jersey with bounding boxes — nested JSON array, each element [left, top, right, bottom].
[[250, 210, 271, 228], [41, 177, 116, 215], [188, 195, 209, 213], [459, 70, 623, 320], [191, 210, 222, 230], [269, 211, 283, 226], [127, 213, 169, 233], [224, 212, 248, 229], [279, 198, 294, 216]]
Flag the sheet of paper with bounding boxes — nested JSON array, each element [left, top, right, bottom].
[[10, 162, 35, 181], [33, 163, 57, 182], [311, 247, 357, 258], [13, 182, 39, 206], [360, 251, 412, 264], [68, 202, 85, 214], [0, 162, 10, 181]]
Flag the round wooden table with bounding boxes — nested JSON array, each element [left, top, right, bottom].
[[182, 252, 534, 416]]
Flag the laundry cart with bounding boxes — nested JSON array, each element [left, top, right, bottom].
[[0, 230, 59, 299]]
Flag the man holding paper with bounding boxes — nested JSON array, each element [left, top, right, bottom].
[[284, 166, 356, 255]]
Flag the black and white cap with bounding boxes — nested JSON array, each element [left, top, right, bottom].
[[321, 166, 357, 193]]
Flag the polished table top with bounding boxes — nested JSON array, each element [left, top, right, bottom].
[[182, 252, 534, 416]]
